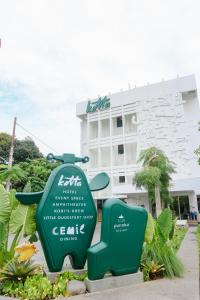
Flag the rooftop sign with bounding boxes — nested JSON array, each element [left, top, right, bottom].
[[86, 96, 110, 113]]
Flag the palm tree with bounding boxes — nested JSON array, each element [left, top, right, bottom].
[[133, 147, 176, 217]]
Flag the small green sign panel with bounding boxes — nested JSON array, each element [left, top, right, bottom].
[[36, 164, 97, 272], [87, 198, 147, 280]]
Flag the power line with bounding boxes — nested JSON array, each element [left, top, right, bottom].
[[16, 122, 59, 154]]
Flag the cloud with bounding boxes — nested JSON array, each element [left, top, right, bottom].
[[0, 0, 200, 154]]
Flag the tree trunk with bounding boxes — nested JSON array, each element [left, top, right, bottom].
[[155, 185, 162, 217]]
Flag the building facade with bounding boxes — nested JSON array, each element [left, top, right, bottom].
[[76, 75, 200, 219]]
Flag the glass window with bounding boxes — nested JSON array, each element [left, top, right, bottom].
[[118, 144, 124, 154], [117, 116, 123, 127], [119, 176, 125, 183]]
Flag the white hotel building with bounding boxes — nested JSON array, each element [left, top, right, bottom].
[[76, 75, 200, 219]]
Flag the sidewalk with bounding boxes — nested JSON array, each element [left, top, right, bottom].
[[72, 227, 199, 300]]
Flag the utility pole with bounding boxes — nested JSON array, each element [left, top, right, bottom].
[[6, 117, 17, 191]]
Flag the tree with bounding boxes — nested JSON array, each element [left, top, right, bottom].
[[0, 132, 43, 164], [133, 147, 176, 217], [13, 158, 60, 192], [0, 164, 26, 187], [0, 156, 59, 192], [14, 137, 42, 163], [0, 133, 11, 162]]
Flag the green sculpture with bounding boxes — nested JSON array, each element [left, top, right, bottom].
[[87, 198, 147, 280], [16, 153, 110, 272]]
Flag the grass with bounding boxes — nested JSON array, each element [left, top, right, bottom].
[[196, 225, 200, 254], [172, 226, 188, 252]]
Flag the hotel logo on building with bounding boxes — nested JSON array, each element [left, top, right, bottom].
[[86, 96, 110, 113]]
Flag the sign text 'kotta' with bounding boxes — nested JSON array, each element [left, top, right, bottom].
[[86, 96, 110, 113]]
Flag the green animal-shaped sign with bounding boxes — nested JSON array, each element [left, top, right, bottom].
[[87, 198, 147, 280], [16, 153, 110, 272]]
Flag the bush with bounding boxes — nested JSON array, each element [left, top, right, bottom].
[[140, 260, 165, 281], [141, 209, 184, 279], [1, 271, 87, 299], [2, 275, 52, 300], [52, 271, 87, 298], [171, 227, 188, 252]]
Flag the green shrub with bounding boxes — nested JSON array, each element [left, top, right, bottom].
[[140, 260, 165, 281], [1, 279, 23, 298], [1, 271, 87, 299], [52, 271, 87, 298], [2, 275, 52, 300], [171, 226, 188, 252], [142, 209, 184, 279], [22, 275, 52, 300], [0, 258, 42, 281]]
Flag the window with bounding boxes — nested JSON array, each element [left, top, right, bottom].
[[117, 116, 123, 127], [119, 176, 125, 184], [118, 144, 124, 154]]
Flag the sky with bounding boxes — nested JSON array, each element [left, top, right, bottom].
[[0, 0, 200, 155]]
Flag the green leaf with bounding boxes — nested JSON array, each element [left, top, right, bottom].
[[0, 259, 43, 281], [133, 166, 161, 189], [144, 213, 155, 243], [0, 184, 11, 223], [8, 189, 18, 210], [0, 165, 26, 183], [157, 208, 172, 241], [23, 181, 32, 192], [169, 217, 177, 240], [134, 147, 176, 208], [9, 204, 36, 237], [9, 227, 23, 258], [0, 221, 9, 251], [29, 233, 38, 243], [0, 249, 12, 268]]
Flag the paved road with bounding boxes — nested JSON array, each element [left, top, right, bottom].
[[71, 227, 199, 300]]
